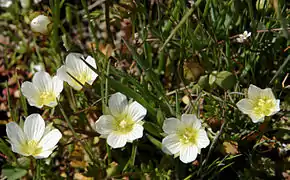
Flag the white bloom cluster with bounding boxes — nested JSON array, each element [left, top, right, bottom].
[[9, 52, 98, 159]]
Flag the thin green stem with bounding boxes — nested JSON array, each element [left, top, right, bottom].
[[123, 142, 137, 172], [159, 0, 202, 52], [57, 101, 97, 166], [34, 159, 41, 180], [106, 144, 112, 164]]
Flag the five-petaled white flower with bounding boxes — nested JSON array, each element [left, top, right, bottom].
[[162, 114, 210, 163], [21, 71, 63, 108], [236, 31, 251, 43], [6, 114, 62, 159], [30, 15, 51, 35], [57, 53, 98, 91], [236, 84, 280, 123], [95, 92, 147, 148]]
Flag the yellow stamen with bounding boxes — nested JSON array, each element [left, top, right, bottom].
[[114, 114, 134, 134], [178, 127, 198, 145], [253, 97, 276, 116], [21, 140, 42, 156], [39, 91, 56, 105]]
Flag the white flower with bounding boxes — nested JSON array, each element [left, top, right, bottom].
[[20, 0, 30, 9], [21, 71, 63, 108], [34, 0, 42, 3], [30, 15, 51, 35], [95, 92, 147, 148], [0, 0, 12, 8], [236, 84, 280, 123], [162, 114, 210, 163], [6, 113, 62, 159], [56, 53, 98, 91], [236, 31, 251, 43]]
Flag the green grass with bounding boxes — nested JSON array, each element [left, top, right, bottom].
[[0, 0, 289, 179]]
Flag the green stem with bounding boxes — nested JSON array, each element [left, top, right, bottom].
[[34, 159, 41, 180], [106, 144, 112, 164], [123, 142, 137, 172], [81, 0, 101, 55], [199, 118, 228, 176], [57, 101, 97, 166], [159, 0, 202, 52]]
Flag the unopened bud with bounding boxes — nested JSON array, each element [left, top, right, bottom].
[[30, 15, 51, 35]]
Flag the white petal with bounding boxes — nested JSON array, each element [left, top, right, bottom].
[[39, 129, 62, 151], [236, 37, 243, 43], [6, 122, 26, 146], [95, 115, 115, 135], [85, 56, 97, 69], [127, 124, 143, 141], [84, 56, 98, 85], [109, 92, 128, 117], [32, 71, 52, 92], [162, 146, 173, 155], [21, 81, 39, 98], [24, 114, 45, 141], [236, 99, 254, 115], [46, 100, 57, 107], [56, 66, 71, 82], [248, 84, 262, 99], [261, 88, 275, 99], [43, 123, 53, 136], [65, 53, 86, 75], [21, 81, 41, 107], [162, 134, 181, 155], [11, 144, 29, 156], [0, 0, 12, 8], [33, 151, 53, 159], [197, 129, 210, 148], [249, 114, 264, 123], [107, 133, 127, 148], [162, 118, 180, 134], [273, 99, 280, 114], [179, 145, 198, 163], [52, 76, 63, 95], [57, 65, 82, 91], [128, 101, 147, 122], [181, 114, 201, 129]]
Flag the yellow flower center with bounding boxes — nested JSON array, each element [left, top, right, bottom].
[[178, 127, 198, 145], [21, 140, 42, 156], [73, 72, 92, 86], [114, 114, 134, 134], [253, 97, 276, 116], [39, 91, 56, 105]]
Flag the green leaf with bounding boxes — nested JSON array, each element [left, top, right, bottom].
[[2, 167, 27, 180], [146, 134, 162, 150], [144, 122, 162, 138], [198, 75, 210, 90], [209, 74, 217, 86], [0, 138, 16, 161], [156, 109, 165, 126], [215, 71, 236, 90]]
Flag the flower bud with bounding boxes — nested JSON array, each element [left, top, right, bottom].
[[20, 0, 31, 9], [30, 15, 51, 35]]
